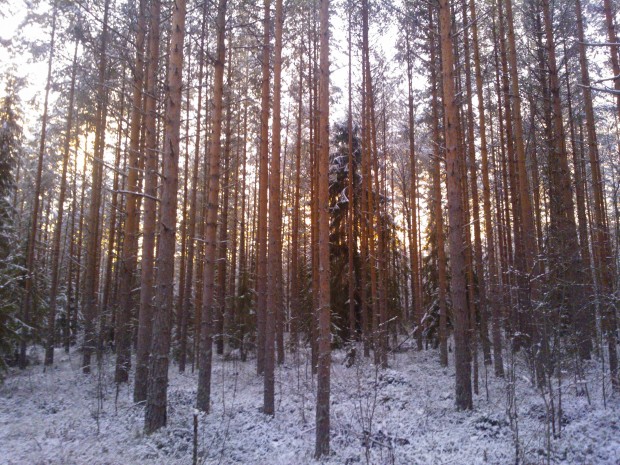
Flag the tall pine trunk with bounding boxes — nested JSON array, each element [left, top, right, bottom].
[[196, 0, 227, 413], [115, 0, 146, 380], [315, 0, 332, 455], [264, 0, 284, 415], [134, 0, 160, 403], [438, 0, 472, 410], [144, 0, 186, 433], [82, 0, 110, 373]]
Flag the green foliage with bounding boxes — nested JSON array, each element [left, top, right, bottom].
[[0, 74, 24, 376], [328, 121, 361, 343], [328, 120, 402, 343]]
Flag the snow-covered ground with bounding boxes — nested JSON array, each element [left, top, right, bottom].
[[1, 343, 618, 464]]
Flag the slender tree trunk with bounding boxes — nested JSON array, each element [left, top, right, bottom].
[[82, 0, 110, 373], [290, 45, 304, 351], [134, 0, 160, 402], [438, 0, 472, 410], [228, 105, 241, 352], [469, 0, 503, 376], [461, 0, 491, 369], [405, 27, 421, 351], [496, 4, 520, 346], [603, 0, 620, 117], [236, 88, 249, 357], [581, 0, 619, 387], [313, 60, 320, 370], [310, 24, 320, 371], [179, 0, 208, 373], [74, 136, 89, 349], [45, 38, 78, 366], [175, 46, 191, 362], [361, 0, 381, 366], [196, 0, 227, 413], [193, 98, 210, 371], [504, 0, 539, 341], [359, 61, 370, 358], [101, 68, 126, 352], [65, 131, 80, 351], [541, 0, 584, 372], [274, 28, 286, 366], [216, 43, 234, 357], [20, 0, 58, 369], [428, 5, 448, 367], [144, 0, 186, 434], [565, 40, 594, 359], [255, 0, 271, 377], [346, 4, 356, 341], [264, 0, 284, 415], [216, 65, 232, 356], [315, 0, 331, 455]]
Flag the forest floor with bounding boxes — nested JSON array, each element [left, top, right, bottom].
[[1, 341, 619, 465]]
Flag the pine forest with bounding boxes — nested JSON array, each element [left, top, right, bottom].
[[0, 0, 620, 462]]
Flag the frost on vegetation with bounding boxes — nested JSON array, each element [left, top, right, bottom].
[[0, 344, 618, 465]]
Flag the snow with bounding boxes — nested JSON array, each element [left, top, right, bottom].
[[1, 343, 619, 464]]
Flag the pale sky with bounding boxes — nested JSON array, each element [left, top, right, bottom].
[[1, 0, 56, 136]]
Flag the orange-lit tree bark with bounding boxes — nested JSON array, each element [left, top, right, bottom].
[[255, 0, 271, 377], [192, 105, 209, 371], [227, 101, 242, 352], [489, 34, 513, 343], [603, 0, 620, 117], [428, 4, 448, 367], [496, 1, 521, 344], [540, 0, 586, 372], [100, 69, 126, 352], [371, 109, 388, 367], [469, 0, 503, 376], [134, 0, 160, 403], [216, 53, 233, 356], [309, 29, 321, 448], [504, 0, 540, 349], [438, 0, 472, 410], [115, 0, 146, 383], [144, 0, 186, 433], [361, 0, 382, 366], [290, 45, 304, 351], [274, 7, 286, 366], [235, 83, 249, 358], [457, 48, 478, 394], [310, 19, 320, 371], [359, 62, 371, 358], [197, 0, 227, 413], [405, 26, 421, 351], [179, 0, 208, 373], [82, 0, 110, 373], [176, 47, 191, 362], [461, 0, 491, 369], [264, 0, 284, 415], [578, 0, 618, 388], [315, 0, 331, 455]]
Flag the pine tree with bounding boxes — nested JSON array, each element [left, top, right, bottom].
[[0, 74, 23, 374], [144, 0, 187, 433]]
